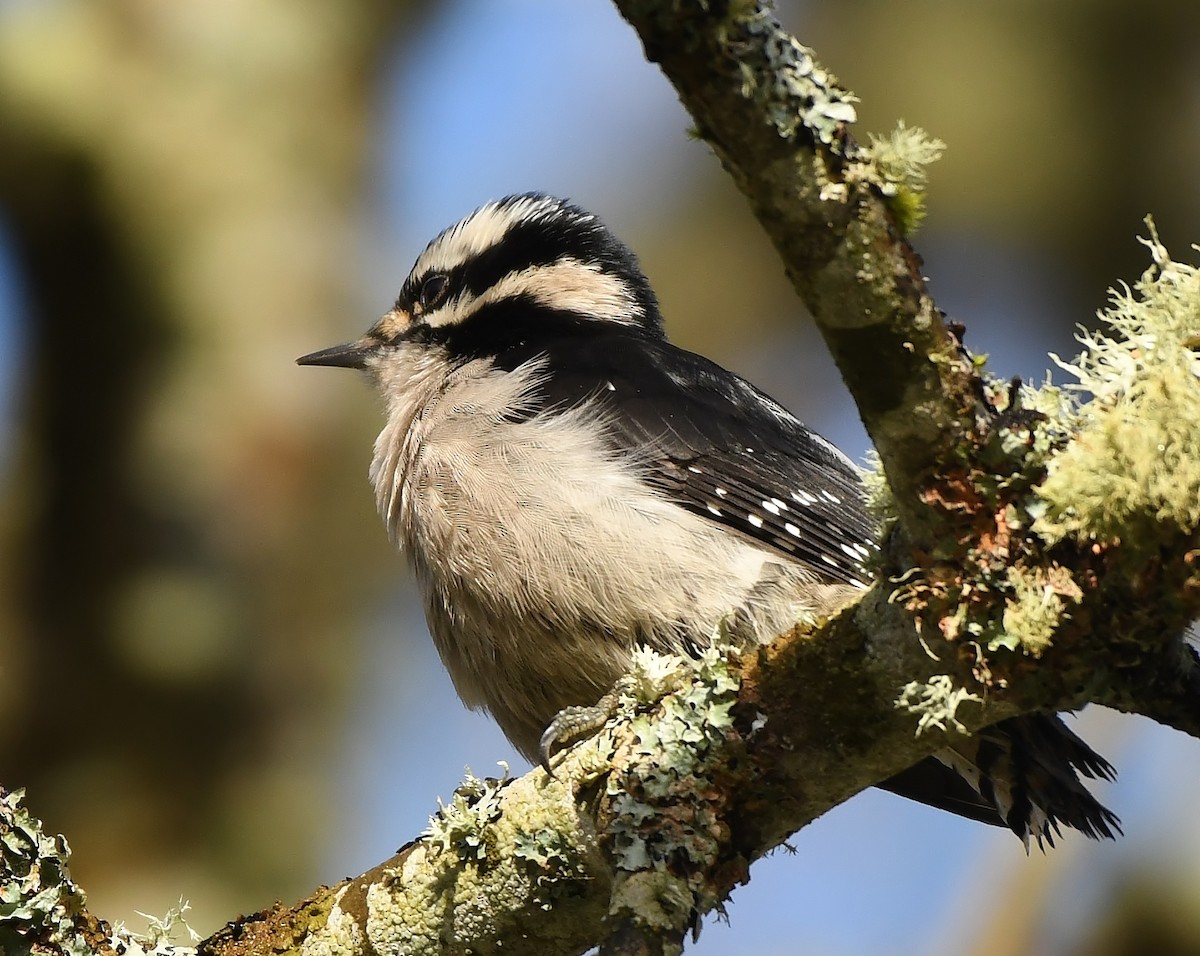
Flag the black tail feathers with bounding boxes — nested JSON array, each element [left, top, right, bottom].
[[878, 713, 1120, 849]]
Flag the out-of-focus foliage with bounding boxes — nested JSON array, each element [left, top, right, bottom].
[[0, 0, 426, 930]]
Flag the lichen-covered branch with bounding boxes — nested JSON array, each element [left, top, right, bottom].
[[607, 1, 1200, 730], [194, 600, 1012, 956]]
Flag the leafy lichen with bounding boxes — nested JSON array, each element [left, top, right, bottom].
[[108, 901, 201, 956], [996, 563, 1082, 656], [0, 788, 96, 956], [715, 3, 857, 147], [421, 767, 512, 864], [605, 643, 743, 933], [512, 828, 592, 910], [890, 226, 1200, 686]]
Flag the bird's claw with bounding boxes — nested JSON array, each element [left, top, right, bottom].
[[539, 691, 620, 775]]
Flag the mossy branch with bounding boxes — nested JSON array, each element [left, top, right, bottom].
[[607, 0, 1200, 738], [3, 3, 1199, 955]]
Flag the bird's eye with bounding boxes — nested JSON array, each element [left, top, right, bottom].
[[418, 274, 450, 311]]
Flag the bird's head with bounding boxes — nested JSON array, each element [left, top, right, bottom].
[[297, 193, 663, 371]]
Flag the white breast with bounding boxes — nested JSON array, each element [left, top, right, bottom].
[[367, 346, 820, 756]]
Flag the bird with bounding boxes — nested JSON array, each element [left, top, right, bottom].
[[298, 192, 1119, 847]]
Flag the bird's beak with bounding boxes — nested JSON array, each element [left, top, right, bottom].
[[296, 339, 375, 370]]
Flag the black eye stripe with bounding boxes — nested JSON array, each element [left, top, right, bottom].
[[461, 221, 600, 296]]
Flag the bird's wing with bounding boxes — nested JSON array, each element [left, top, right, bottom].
[[491, 323, 877, 588]]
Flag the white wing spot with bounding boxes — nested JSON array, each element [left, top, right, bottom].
[[841, 543, 865, 560], [707, 504, 722, 516], [714, 487, 727, 498], [687, 465, 703, 474], [820, 554, 840, 568], [771, 497, 788, 511], [784, 522, 801, 537], [762, 500, 780, 515], [747, 514, 764, 529], [821, 490, 841, 504], [792, 490, 818, 506], [605, 380, 616, 391]]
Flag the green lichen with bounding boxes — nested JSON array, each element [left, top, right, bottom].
[[892, 226, 1200, 682], [421, 766, 512, 865], [1035, 225, 1200, 543], [301, 886, 363, 956], [512, 828, 591, 910], [896, 675, 982, 735], [996, 563, 1082, 656], [715, 3, 857, 147], [605, 643, 743, 930], [859, 121, 946, 234], [624, 645, 690, 704], [0, 788, 94, 956], [108, 901, 201, 956]]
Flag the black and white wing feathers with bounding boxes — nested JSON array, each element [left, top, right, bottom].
[[484, 321, 877, 588]]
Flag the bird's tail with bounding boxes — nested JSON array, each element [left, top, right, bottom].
[[879, 713, 1121, 848]]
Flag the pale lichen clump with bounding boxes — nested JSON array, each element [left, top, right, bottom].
[[897, 674, 982, 736], [2, 787, 204, 956], [421, 766, 511, 863], [108, 902, 202, 956], [1035, 229, 1200, 544], [858, 121, 946, 234], [997, 563, 1083, 657], [0, 789, 96, 956], [882, 232, 1200, 674], [302, 753, 603, 956]]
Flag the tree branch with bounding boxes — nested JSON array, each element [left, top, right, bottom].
[[4, 3, 1199, 955]]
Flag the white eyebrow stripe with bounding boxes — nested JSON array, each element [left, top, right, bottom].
[[425, 258, 643, 328], [413, 196, 568, 275]]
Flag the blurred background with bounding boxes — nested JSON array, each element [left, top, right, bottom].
[[1, 1, 1199, 953]]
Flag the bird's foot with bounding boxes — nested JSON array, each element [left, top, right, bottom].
[[539, 690, 621, 775]]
